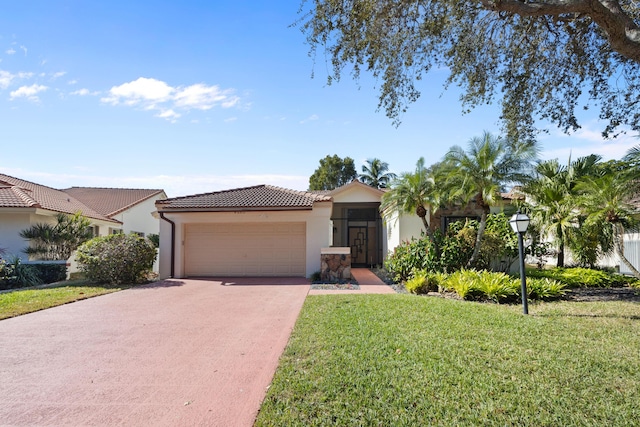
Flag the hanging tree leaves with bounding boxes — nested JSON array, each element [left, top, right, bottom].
[[299, 1, 640, 140]]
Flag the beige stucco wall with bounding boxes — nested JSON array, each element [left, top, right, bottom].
[[157, 202, 333, 279], [385, 212, 426, 255], [109, 195, 164, 237]]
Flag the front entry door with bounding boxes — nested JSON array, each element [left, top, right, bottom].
[[349, 226, 368, 266]]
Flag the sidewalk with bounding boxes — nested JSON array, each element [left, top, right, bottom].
[[308, 268, 396, 295]]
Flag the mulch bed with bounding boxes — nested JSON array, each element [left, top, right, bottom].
[[563, 286, 640, 302]]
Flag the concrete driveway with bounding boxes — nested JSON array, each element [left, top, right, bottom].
[[0, 278, 310, 426]]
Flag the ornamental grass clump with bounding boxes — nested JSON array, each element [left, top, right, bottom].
[[76, 233, 156, 285]]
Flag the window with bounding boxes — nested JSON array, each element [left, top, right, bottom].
[[86, 225, 99, 237], [132, 231, 145, 238], [109, 228, 123, 235]]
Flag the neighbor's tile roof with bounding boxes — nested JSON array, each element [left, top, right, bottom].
[[64, 187, 165, 217], [157, 185, 332, 210], [0, 174, 116, 222]]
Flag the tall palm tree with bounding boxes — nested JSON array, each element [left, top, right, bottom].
[[359, 158, 397, 189], [380, 157, 438, 239], [522, 155, 601, 267], [443, 132, 538, 267], [576, 172, 640, 279]]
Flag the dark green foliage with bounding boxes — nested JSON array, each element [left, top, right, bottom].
[[359, 158, 397, 189], [0, 257, 43, 290], [147, 233, 160, 248], [76, 234, 157, 285], [308, 154, 357, 190], [384, 214, 518, 281], [300, 1, 640, 139], [30, 263, 67, 284], [527, 267, 629, 288]]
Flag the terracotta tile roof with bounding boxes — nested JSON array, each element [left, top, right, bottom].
[[0, 174, 116, 222], [157, 185, 332, 210], [64, 187, 165, 217]]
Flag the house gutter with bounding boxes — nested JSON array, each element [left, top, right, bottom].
[[158, 211, 176, 278]]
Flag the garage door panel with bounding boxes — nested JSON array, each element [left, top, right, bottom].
[[184, 222, 306, 277]]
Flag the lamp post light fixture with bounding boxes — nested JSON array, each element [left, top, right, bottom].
[[509, 211, 530, 315]]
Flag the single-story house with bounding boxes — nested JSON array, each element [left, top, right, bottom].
[[0, 173, 166, 271], [155, 180, 517, 279]]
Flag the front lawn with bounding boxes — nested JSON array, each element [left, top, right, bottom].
[[0, 280, 126, 320], [256, 295, 640, 426]]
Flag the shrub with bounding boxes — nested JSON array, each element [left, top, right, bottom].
[[527, 278, 566, 300], [528, 267, 616, 288], [30, 263, 67, 284], [475, 272, 519, 303], [0, 257, 42, 290], [443, 269, 483, 300], [76, 233, 157, 285], [405, 270, 444, 294], [384, 235, 433, 282]]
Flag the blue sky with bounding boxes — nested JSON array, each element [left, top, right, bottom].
[[1, 1, 637, 198]]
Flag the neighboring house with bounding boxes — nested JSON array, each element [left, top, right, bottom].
[[155, 180, 518, 279], [0, 173, 166, 272]]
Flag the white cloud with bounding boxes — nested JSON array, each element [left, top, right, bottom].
[[101, 77, 242, 122], [156, 109, 181, 122], [0, 70, 33, 89], [102, 77, 174, 106], [299, 114, 319, 124], [70, 88, 99, 96], [540, 124, 639, 161], [51, 71, 66, 80], [68, 79, 78, 85], [9, 84, 47, 101], [224, 117, 238, 123], [20, 45, 27, 56], [174, 83, 239, 110], [5, 48, 15, 55]]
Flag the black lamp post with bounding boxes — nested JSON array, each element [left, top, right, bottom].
[[509, 211, 530, 315]]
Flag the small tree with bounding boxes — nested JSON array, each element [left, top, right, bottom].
[[19, 212, 93, 260], [76, 233, 157, 285]]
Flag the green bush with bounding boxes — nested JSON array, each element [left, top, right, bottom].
[[443, 270, 483, 300], [384, 235, 434, 282], [30, 263, 67, 284], [475, 272, 519, 303], [0, 257, 42, 290], [527, 278, 566, 300], [405, 270, 444, 294], [76, 233, 157, 285], [528, 267, 618, 288]]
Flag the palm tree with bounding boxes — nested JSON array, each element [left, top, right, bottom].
[[19, 212, 93, 261], [380, 157, 438, 239], [576, 172, 640, 279], [522, 155, 601, 267], [359, 158, 397, 189], [443, 132, 538, 267]]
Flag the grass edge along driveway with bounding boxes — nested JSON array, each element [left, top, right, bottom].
[[0, 280, 126, 320], [256, 294, 640, 426]]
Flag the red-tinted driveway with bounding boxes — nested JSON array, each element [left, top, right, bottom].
[[0, 278, 310, 426]]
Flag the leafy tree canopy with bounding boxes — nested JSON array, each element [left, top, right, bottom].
[[299, 1, 640, 140], [309, 154, 358, 190]]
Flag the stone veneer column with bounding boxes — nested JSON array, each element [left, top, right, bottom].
[[320, 247, 352, 281]]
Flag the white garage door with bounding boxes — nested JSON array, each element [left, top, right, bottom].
[[184, 222, 306, 277]]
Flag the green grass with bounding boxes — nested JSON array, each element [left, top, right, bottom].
[[256, 295, 640, 426], [0, 280, 126, 320]]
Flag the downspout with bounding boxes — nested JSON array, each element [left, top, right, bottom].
[[159, 212, 175, 278]]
